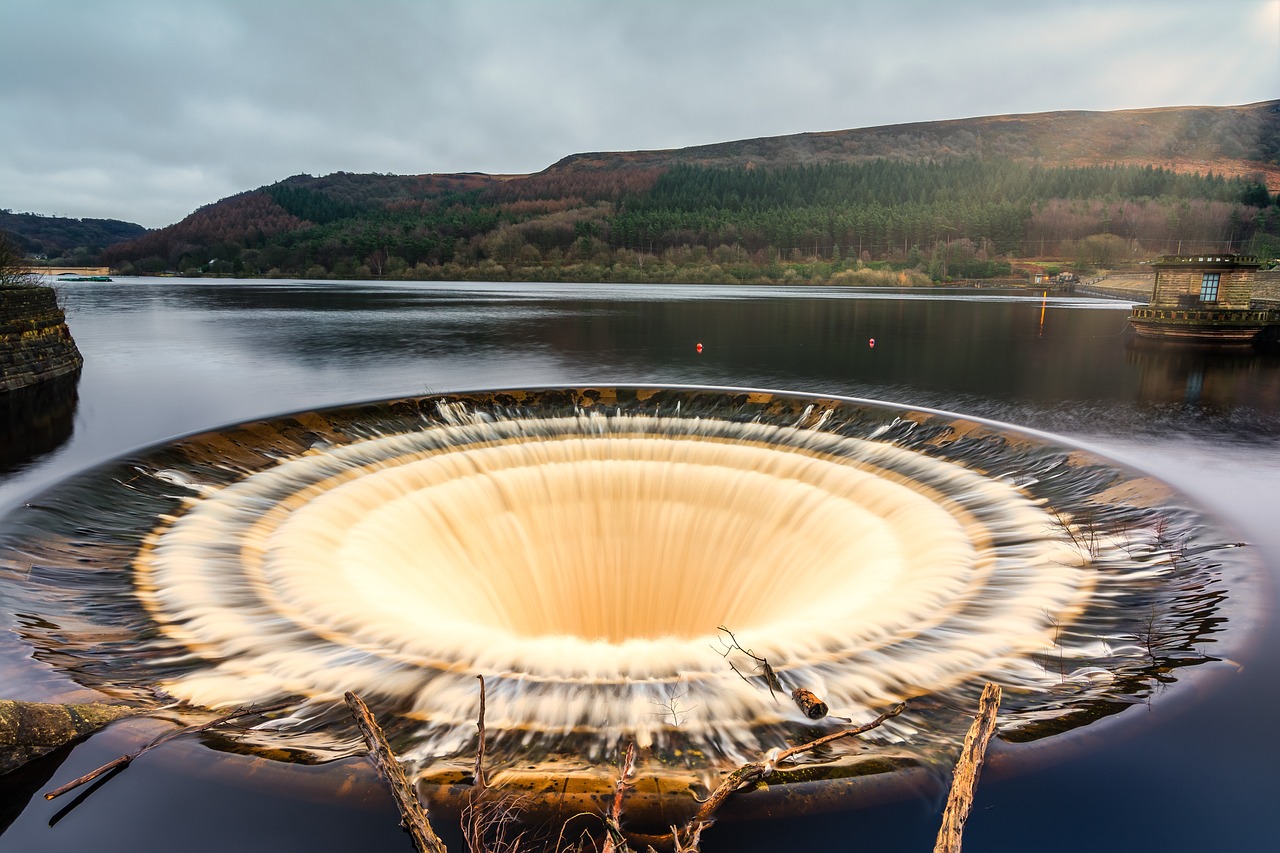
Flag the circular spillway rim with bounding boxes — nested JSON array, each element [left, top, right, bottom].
[[0, 384, 1268, 827]]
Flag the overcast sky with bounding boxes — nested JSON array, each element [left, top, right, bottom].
[[2, 0, 1277, 229]]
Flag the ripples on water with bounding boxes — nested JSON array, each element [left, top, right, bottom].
[[0, 387, 1255, 808]]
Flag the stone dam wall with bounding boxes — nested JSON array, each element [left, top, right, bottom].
[[0, 285, 83, 394], [1252, 269, 1280, 304], [1077, 269, 1280, 304]]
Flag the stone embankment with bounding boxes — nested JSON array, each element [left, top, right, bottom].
[[1251, 269, 1280, 304], [1077, 269, 1280, 305], [1075, 273, 1154, 301], [0, 285, 83, 393]]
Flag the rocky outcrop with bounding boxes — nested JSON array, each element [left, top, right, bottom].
[[0, 285, 83, 394], [0, 700, 140, 776]]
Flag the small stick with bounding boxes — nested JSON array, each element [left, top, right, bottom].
[[662, 701, 907, 850], [933, 682, 1003, 853], [474, 675, 488, 791], [716, 625, 783, 698], [44, 699, 290, 801], [602, 742, 637, 853], [345, 692, 448, 853], [772, 701, 906, 764]]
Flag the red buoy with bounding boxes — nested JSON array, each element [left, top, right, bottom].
[[696, 342, 703, 353], [868, 338, 876, 348]]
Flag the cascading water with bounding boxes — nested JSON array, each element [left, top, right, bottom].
[[0, 386, 1257, 818]]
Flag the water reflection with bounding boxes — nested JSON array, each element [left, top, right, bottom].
[[1, 280, 1278, 853], [1127, 339, 1280, 409], [0, 373, 80, 475], [0, 746, 70, 836]]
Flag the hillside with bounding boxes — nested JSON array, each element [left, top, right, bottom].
[[0, 211, 146, 263], [546, 102, 1280, 187], [101, 101, 1280, 284]]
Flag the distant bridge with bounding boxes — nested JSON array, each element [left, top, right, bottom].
[[35, 266, 111, 277]]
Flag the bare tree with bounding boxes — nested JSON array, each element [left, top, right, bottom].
[[0, 231, 41, 288]]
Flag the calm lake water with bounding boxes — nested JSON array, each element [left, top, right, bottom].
[[2, 277, 1278, 851]]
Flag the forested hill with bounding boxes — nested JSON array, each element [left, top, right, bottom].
[[101, 101, 1280, 284], [0, 210, 146, 263]]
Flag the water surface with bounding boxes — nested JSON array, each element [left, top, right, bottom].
[[1, 278, 1277, 852]]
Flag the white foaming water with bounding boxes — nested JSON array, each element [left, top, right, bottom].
[[135, 410, 1095, 761]]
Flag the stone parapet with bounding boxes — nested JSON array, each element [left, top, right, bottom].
[[0, 286, 84, 393]]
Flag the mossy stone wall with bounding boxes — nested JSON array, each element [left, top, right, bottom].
[[0, 286, 83, 393]]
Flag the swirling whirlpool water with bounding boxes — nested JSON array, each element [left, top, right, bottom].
[[0, 387, 1257, 807]]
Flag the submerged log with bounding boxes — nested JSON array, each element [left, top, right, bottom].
[[790, 688, 829, 720], [934, 682, 1003, 853], [0, 700, 140, 775], [345, 691, 448, 853]]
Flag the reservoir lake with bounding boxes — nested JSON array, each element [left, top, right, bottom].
[[2, 277, 1278, 852]]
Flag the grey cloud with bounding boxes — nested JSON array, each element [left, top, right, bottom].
[[2, 0, 1275, 228]]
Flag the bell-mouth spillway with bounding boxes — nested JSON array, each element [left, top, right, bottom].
[[0, 386, 1261, 825]]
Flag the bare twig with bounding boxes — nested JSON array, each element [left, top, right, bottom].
[[1049, 506, 1099, 560], [462, 677, 536, 853], [715, 626, 783, 698], [602, 742, 637, 853], [673, 821, 706, 853], [653, 681, 695, 726], [933, 682, 1002, 853], [771, 701, 906, 765], [649, 701, 908, 851], [345, 691, 448, 853], [463, 796, 529, 853], [44, 699, 290, 801]]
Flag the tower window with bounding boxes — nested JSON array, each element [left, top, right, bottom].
[[1199, 272, 1220, 302]]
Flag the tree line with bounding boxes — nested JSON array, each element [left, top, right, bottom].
[[0, 210, 145, 265], [98, 159, 1278, 283]]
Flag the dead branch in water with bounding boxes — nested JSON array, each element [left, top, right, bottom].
[[43, 699, 290, 801], [789, 688, 829, 720], [462, 677, 540, 853], [715, 626, 783, 698], [717, 626, 837, 721], [475, 675, 489, 792], [933, 682, 1002, 853], [601, 742, 638, 853], [631, 701, 907, 851], [345, 691, 449, 853]]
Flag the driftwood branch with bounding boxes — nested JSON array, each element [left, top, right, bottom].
[[601, 742, 638, 853], [934, 682, 1003, 853], [345, 691, 448, 853], [635, 701, 907, 851], [772, 701, 906, 764], [43, 699, 289, 801], [474, 675, 488, 792]]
